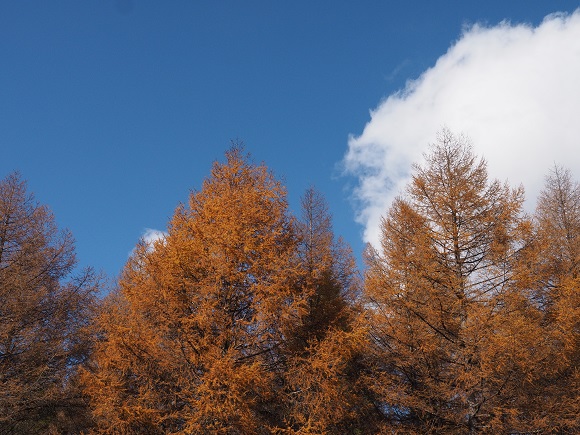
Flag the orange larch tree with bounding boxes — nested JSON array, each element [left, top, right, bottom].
[[523, 165, 580, 431], [281, 187, 377, 433], [0, 173, 98, 434], [361, 130, 544, 433], [84, 147, 308, 434], [286, 186, 356, 353]]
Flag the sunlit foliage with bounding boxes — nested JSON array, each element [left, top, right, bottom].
[[0, 173, 98, 434]]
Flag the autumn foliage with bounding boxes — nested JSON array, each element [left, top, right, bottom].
[[0, 173, 98, 434], [362, 131, 545, 433], [83, 148, 300, 433], [81, 148, 361, 433], [1, 135, 579, 433]]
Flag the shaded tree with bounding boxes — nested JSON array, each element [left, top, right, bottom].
[[0, 173, 98, 434], [361, 130, 543, 433], [536, 165, 580, 285], [517, 165, 580, 432], [280, 187, 378, 433], [286, 187, 356, 352]]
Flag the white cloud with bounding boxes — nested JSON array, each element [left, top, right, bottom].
[[129, 228, 167, 257], [142, 228, 167, 247], [344, 10, 580, 248]]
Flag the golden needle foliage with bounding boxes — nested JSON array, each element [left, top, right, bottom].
[[4, 133, 572, 434], [0, 173, 98, 434], [360, 130, 566, 433], [84, 147, 303, 433]]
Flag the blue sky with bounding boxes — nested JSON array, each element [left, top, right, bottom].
[[1, 1, 579, 279]]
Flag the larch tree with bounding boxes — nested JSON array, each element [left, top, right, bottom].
[[0, 173, 98, 434], [361, 130, 543, 433], [523, 165, 580, 431], [535, 165, 580, 286], [84, 147, 309, 434], [281, 187, 375, 433], [287, 187, 356, 353]]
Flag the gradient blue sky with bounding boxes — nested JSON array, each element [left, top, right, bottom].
[[1, 1, 578, 279]]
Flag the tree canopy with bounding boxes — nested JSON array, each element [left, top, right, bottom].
[[0, 173, 98, 434], [360, 130, 576, 433], [1, 135, 578, 433]]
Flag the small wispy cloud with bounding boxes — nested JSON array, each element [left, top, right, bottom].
[[129, 228, 167, 257], [141, 228, 167, 246], [344, 10, 580, 247]]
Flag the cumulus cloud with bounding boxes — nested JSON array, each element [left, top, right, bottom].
[[344, 10, 580, 247]]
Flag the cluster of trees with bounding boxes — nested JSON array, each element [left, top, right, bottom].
[[1, 133, 578, 434]]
